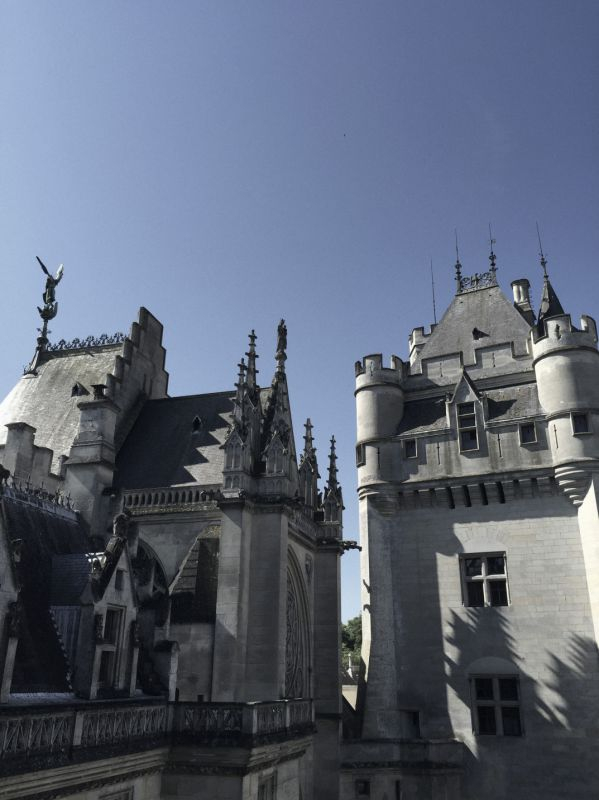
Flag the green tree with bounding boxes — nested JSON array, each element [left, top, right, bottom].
[[341, 615, 362, 674]]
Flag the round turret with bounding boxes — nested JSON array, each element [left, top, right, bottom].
[[532, 313, 599, 498], [355, 354, 404, 444]]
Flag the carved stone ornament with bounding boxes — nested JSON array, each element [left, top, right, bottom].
[[304, 554, 313, 585]]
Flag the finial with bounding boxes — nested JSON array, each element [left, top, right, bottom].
[[488, 223, 497, 272], [454, 229, 463, 292], [275, 319, 287, 373], [245, 329, 259, 393], [303, 418, 315, 458], [234, 357, 246, 403], [536, 222, 548, 278], [327, 435, 339, 489], [25, 257, 65, 375]]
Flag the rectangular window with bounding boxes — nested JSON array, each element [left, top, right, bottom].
[[115, 569, 125, 591], [356, 444, 366, 467], [98, 649, 115, 686], [104, 608, 123, 645], [458, 402, 478, 451], [572, 412, 590, 435], [472, 676, 522, 736], [355, 780, 370, 797], [519, 422, 537, 444], [404, 439, 417, 459], [258, 774, 277, 800], [461, 554, 509, 607]]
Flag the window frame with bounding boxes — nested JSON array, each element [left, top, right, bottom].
[[457, 402, 479, 452], [460, 553, 510, 608], [355, 443, 366, 467], [404, 438, 417, 459], [470, 675, 523, 737], [571, 412, 591, 435], [518, 422, 537, 445]]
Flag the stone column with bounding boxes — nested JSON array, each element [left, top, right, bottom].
[[360, 488, 402, 739]]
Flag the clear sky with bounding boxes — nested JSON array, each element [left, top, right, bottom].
[[1, 1, 598, 620]]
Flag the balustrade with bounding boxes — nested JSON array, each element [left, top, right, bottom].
[[122, 487, 220, 515], [0, 699, 312, 764]]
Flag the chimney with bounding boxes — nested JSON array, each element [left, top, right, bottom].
[[511, 279, 535, 326]]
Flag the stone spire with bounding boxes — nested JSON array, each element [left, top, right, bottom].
[[326, 435, 339, 491], [536, 252, 565, 333], [303, 418, 316, 462], [322, 435, 343, 529], [233, 357, 247, 428], [299, 418, 319, 511], [245, 330, 259, 396]]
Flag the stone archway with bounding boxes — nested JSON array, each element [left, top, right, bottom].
[[285, 549, 310, 699]]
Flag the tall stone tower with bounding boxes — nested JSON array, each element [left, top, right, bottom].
[[342, 250, 599, 800]]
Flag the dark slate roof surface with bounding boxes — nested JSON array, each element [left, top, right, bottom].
[[2, 496, 89, 692], [486, 384, 543, 422], [51, 553, 92, 604], [116, 391, 234, 489], [397, 399, 448, 435]]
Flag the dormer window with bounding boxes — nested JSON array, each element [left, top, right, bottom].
[[458, 403, 478, 452]]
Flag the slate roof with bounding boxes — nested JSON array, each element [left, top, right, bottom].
[[486, 384, 543, 422], [116, 391, 234, 489], [417, 285, 532, 364], [2, 495, 89, 692], [397, 384, 543, 436], [0, 348, 122, 473], [397, 398, 448, 435], [51, 553, 94, 605]]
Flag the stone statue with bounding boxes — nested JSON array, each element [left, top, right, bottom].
[[37, 257, 64, 307], [277, 319, 287, 355]]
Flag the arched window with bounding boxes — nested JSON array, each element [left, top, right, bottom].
[[285, 549, 311, 699]]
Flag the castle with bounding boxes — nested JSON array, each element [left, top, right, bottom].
[[0, 262, 347, 800], [0, 248, 597, 800], [343, 250, 599, 798]]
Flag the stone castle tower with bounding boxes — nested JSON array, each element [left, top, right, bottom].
[[343, 250, 599, 799]]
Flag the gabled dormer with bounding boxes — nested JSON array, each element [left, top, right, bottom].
[[51, 512, 140, 700], [449, 369, 484, 454]]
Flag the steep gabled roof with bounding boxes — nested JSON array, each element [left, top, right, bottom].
[[116, 391, 234, 489], [417, 285, 531, 364]]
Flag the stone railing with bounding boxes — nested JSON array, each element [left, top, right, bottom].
[[46, 333, 126, 352], [0, 708, 74, 759], [80, 703, 168, 747], [176, 699, 314, 742], [122, 487, 220, 516], [0, 698, 313, 768]]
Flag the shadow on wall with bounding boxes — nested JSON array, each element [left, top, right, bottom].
[[445, 608, 599, 797]]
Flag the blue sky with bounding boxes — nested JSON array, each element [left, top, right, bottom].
[[1, 1, 598, 620]]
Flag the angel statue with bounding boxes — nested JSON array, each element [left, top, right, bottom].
[[36, 256, 64, 308]]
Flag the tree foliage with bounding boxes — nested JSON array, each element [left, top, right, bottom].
[[341, 615, 362, 672]]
